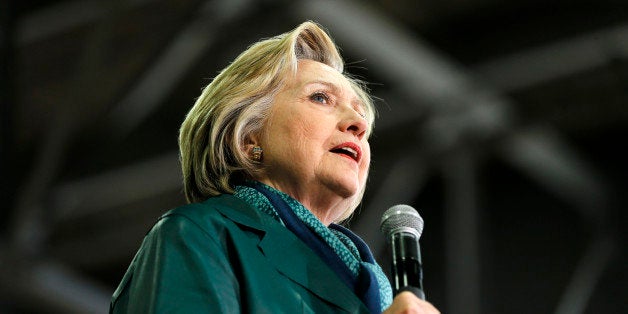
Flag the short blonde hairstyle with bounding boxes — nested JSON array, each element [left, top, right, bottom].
[[179, 21, 375, 220]]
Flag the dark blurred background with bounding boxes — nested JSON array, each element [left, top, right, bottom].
[[1, 0, 627, 313]]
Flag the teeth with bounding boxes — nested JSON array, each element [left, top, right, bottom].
[[340, 147, 357, 158], [339, 147, 358, 159], [331, 145, 359, 160]]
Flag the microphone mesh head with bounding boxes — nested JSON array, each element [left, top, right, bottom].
[[380, 204, 424, 238]]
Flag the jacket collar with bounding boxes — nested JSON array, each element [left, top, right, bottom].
[[212, 194, 367, 313]]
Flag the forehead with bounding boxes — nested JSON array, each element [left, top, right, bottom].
[[294, 59, 345, 81]]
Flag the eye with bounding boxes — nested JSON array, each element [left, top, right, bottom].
[[310, 92, 330, 104]]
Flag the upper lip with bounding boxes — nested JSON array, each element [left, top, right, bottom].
[[330, 142, 362, 162]]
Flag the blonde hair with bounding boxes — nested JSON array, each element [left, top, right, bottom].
[[179, 21, 375, 221]]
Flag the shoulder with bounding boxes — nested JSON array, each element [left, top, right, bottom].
[[150, 193, 264, 240], [166, 193, 247, 219]]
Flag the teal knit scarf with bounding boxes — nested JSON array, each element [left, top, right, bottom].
[[234, 182, 393, 311]]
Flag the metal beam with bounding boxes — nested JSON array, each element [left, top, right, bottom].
[[16, 0, 154, 45], [443, 149, 481, 314], [0, 0, 16, 233], [0, 256, 110, 314], [51, 152, 181, 220], [107, 0, 258, 136], [472, 24, 628, 91], [553, 235, 616, 314], [498, 127, 609, 222]]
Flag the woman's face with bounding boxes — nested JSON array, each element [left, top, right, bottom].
[[255, 59, 370, 224]]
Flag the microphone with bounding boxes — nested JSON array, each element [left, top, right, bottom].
[[380, 204, 426, 299]]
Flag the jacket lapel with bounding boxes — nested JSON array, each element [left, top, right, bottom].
[[257, 225, 365, 312], [213, 195, 366, 312]]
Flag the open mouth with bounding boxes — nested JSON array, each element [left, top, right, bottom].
[[330, 142, 361, 162]]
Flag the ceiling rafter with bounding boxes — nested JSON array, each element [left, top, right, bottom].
[[472, 23, 628, 91]]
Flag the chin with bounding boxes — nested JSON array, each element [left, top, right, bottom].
[[319, 170, 363, 199], [333, 180, 361, 199]]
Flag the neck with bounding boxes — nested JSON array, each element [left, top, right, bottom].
[[255, 179, 349, 225]]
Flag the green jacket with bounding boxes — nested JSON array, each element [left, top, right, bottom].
[[110, 194, 371, 313]]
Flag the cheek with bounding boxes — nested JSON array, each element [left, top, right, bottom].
[[295, 119, 332, 149], [288, 125, 317, 156], [280, 110, 316, 137], [299, 118, 326, 136], [362, 143, 371, 168], [357, 144, 370, 179], [273, 124, 317, 161]]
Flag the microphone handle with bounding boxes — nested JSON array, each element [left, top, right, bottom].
[[391, 232, 425, 299]]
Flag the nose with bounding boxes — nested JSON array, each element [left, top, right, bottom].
[[340, 107, 368, 140]]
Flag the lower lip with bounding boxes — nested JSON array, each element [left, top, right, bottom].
[[334, 153, 358, 163]]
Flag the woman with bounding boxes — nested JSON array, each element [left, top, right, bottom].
[[110, 21, 439, 313]]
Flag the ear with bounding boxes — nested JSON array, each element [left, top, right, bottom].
[[243, 132, 261, 153]]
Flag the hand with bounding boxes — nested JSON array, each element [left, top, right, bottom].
[[383, 291, 440, 314]]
